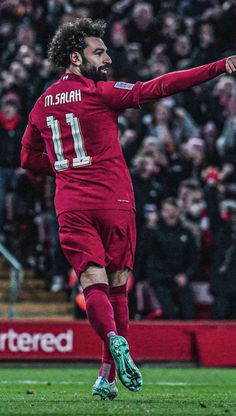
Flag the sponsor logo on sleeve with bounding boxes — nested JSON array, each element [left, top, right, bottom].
[[114, 82, 134, 90]]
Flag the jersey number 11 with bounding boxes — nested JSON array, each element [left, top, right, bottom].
[[46, 113, 91, 171]]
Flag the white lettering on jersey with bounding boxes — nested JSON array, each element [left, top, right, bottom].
[[114, 82, 134, 90], [45, 94, 53, 107], [45, 89, 82, 107]]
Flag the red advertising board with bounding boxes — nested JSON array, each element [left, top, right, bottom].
[[0, 321, 101, 360], [1, 320, 236, 364]]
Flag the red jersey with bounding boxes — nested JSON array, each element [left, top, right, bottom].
[[21, 58, 226, 216]]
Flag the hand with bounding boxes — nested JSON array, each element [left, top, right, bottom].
[[112, 0, 131, 13], [120, 129, 137, 147], [219, 163, 234, 181], [225, 56, 236, 74], [174, 107, 187, 118], [202, 166, 220, 185], [174, 274, 188, 287]]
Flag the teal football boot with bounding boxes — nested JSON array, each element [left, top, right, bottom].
[[92, 376, 119, 400], [109, 335, 143, 392]]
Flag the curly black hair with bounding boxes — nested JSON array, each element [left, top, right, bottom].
[[48, 18, 107, 69]]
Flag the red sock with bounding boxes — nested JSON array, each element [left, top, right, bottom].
[[99, 344, 114, 381], [110, 284, 129, 337], [83, 283, 117, 346], [99, 284, 129, 382]]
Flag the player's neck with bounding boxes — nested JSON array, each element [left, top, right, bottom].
[[66, 66, 82, 77]]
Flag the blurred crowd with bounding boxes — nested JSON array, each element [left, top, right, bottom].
[[1, 0, 236, 320]]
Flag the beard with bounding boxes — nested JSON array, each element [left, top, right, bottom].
[[80, 58, 109, 82]]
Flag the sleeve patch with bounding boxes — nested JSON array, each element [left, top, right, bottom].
[[114, 82, 135, 90]]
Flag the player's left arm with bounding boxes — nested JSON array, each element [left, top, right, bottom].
[[21, 115, 55, 176], [139, 56, 236, 104]]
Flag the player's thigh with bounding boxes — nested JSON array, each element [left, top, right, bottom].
[[58, 210, 107, 277]]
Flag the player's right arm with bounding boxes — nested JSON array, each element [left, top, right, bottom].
[[21, 111, 55, 176], [139, 56, 236, 104], [98, 57, 236, 110]]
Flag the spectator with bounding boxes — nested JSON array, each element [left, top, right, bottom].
[[131, 152, 166, 235], [144, 197, 197, 319], [178, 180, 205, 246], [125, 2, 159, 58], [147, 100, 199, 149], [172, 34, 192, 70], [0, 92, 26, 241], [202, 121, 221, 167], [108, 22, 129, 79], [205, 180, 236, 319], [190, 22, 219, 67]]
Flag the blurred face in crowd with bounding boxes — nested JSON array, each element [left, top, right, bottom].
[[161, 12, 180, 40], [214, 76, 236, 98], [138, 155, 155, 178], [149, 58, 170, 77], [161, 202, 180, 226], [173, 35, 191, 58], [17, 24, 36, 46], [153, 101, 171, 124], [144, 208, 158, 228], [17, 45, 40, 70], [0, 21, 13, 38], [123, 108, 140, 126], [75, 6, 91, 18], [199, 23, 215, 47], [126, 43, 142, 63], [202, 121, 217, 145], [183, 139, 205, 166], [214, 76, 236, 110], [39, 59, 53, 79], [178, 184, 190, 211], [151, 44, 166, 60], [186, 189, 203, 219], [133, 4, 153, 30], [142, 136, 159, 151], [184, 17, 195, 36], [9, 61, 27, 85], [110, 22, 127, 48], [0, 102, 18, 120]]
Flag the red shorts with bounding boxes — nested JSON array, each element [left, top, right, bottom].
[[58, 209, 136, 277]]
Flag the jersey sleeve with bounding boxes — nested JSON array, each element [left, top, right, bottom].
[[21, 107, 55, 176], [138, 58, 227, 104], [97, 81, 142, 110]]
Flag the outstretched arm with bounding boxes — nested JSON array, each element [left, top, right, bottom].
[[139, 56, 236, 104]]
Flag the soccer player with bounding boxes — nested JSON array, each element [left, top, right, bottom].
[[21, 18, 236, 400]]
